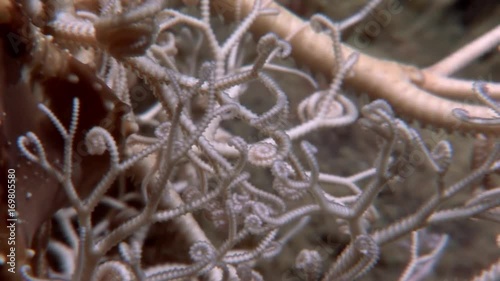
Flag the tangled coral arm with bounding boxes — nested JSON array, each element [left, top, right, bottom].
[[213, 0, 500, 135]]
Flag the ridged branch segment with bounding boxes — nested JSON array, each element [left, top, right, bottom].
[[213, 0, 500, 135]]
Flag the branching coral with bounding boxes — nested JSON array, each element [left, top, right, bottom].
[[0, 0, 499, 281]]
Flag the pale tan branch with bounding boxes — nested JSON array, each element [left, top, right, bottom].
[[213, 0, 500, 135], [412, 71, 500, 100], [426, 25, 500, 76]]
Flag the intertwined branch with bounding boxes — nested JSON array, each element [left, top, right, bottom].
[[213, 0, 500, 135], [1, 0, 499, 281]]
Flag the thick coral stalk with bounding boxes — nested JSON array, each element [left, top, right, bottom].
[[213, 0, 500, 135]]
